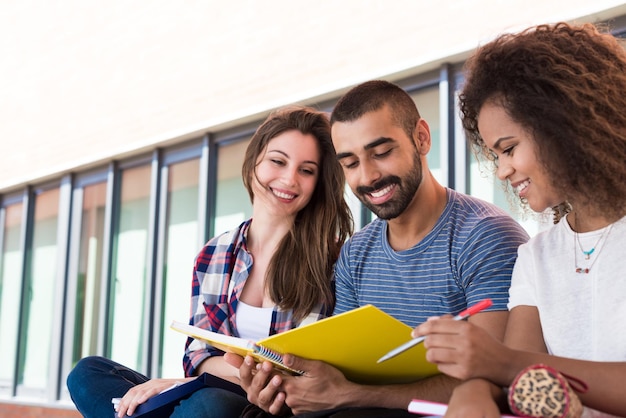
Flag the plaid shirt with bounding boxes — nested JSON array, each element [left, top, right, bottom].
[[183, 219, 330, 377]]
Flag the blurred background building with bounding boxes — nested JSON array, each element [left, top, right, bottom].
[[1, 1, 625, 415]]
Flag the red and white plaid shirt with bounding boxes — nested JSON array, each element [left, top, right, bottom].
[[183, 219, 330, 377]]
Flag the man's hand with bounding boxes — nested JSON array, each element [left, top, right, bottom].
[[224, 353, 290, 416], [280, 354, 357, 415]]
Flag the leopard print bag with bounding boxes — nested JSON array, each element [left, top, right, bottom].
[[507, 364, 588, 418]]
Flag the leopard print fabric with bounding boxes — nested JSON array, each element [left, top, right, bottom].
[[508, 364, 583, 418]]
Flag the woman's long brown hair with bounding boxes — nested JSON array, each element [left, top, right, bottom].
[[242, 106, 353, 321]]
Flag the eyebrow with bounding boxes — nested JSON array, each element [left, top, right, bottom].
[[336, 137, 395, 160], [491, 136, 515, 150], [267, 149, 319, 166]]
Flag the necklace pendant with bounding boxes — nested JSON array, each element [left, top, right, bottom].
[[573, 216, 613, 276]]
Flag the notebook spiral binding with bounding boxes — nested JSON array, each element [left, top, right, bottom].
[[254, 345, 305, 375]]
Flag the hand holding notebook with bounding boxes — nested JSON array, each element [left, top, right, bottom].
[[171, 304, 440, 385], [111, 373, 245, 418]]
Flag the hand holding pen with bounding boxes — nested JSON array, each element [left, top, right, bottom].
[[378, 298, 493, 363]]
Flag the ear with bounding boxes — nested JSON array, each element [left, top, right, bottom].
[[414, 119, 432, 155]]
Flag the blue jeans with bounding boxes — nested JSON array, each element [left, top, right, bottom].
[[67, 356, 250, 418]]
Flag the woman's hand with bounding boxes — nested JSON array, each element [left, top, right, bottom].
[[115, 377, 194, 417], [414, 316, 511, 382]]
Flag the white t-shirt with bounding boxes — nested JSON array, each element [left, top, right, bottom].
[[509, 214, 626, 360], [509, 214, 626, 418]]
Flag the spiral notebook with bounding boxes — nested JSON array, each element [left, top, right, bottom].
[[171, 304, 440, 384]]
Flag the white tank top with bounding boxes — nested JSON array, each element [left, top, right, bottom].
[[236, 301, 274, 341]]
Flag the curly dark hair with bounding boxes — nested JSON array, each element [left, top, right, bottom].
[[459, 22, 626, 222]]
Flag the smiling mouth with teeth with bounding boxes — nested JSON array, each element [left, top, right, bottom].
[[369, 184, 394, 198], [515, 180, 530, 194], [272, 189, 296, 200]]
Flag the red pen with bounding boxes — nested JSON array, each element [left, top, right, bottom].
[[377, 298, 493, 363]]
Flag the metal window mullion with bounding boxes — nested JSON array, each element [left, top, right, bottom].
[[204, 135, 218, 243], [59, 178, 85, 401], [100, 162, 119, 356], [197, 134, 211, 247], [48, 174, 73, 401], [15, 187, 34, 396], [439, 63, 455, 190], [0, 200, 8, 396], [454, 69, 469, 195], [144, 149, 162, 377]]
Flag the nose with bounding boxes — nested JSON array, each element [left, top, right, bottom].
[[281, 165, 299, 186], [496, 159, 513, 181], [358, 159, 382, 186]]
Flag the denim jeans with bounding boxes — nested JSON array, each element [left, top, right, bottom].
[[67, 356, 250, 418]]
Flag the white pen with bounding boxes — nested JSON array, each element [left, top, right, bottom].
[[377, 298, 493, 363]]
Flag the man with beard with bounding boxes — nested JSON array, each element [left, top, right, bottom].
[[231, 80, 529, 417]]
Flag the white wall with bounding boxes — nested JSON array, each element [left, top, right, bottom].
[[2, 0, 626, 190]]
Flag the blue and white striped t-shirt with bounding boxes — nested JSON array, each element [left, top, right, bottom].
[[334, 188, 529, 327]]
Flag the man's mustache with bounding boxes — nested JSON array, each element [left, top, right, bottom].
[[356, 176, 401, 195]]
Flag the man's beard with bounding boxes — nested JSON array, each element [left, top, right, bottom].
[[355, 153, 423, 220]]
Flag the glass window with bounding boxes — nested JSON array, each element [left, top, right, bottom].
[[19, 188, 60, 391], [108, 165, 151, 370], [214, 139, 252, 236], [71, 182, 107, 363], [0, 202, 24, 393], [411, 87, 443, 185], [159, 159, 200, 377]]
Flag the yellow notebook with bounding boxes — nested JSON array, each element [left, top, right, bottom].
[[171, 305, 439, 384]]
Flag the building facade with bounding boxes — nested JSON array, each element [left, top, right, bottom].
[[1, 1, 626, 414]]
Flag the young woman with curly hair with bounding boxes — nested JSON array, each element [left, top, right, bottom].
[[413, 22, 626, 417]]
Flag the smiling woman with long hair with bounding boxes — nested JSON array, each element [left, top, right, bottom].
[[67, 106, 353, 418]]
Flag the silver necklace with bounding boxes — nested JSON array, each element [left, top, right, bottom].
[[573, 216, 612, 274], [576, 227, 608, 260]]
